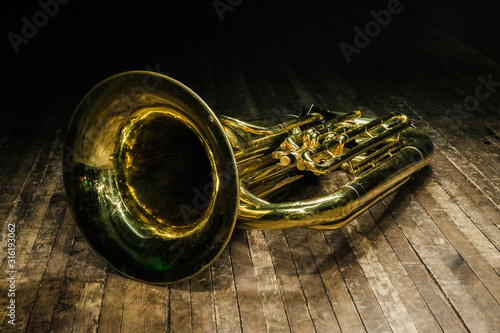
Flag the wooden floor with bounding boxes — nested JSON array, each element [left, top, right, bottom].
[[2, 1, 500, 332]]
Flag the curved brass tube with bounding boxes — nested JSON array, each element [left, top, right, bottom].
[[63, 71, 434, 284], [237, 128, 433, 229]]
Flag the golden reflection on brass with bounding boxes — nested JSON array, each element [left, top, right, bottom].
[[63, 71, 433, 284]]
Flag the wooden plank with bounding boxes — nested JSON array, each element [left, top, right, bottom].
[[331, 169, 443, 332], [121, 280, 147, 332], [485, 126, 500, 149], [73, 282, 105, 333], [324, 229, 392, 333], [343, 220, 419, 333], [0, 128, 62, 273], [405, 190, 500, 329], [190, 269, 216, 333], [264, 229, 316, 333], [246, 229, 290, 332], [339, 179, 443, 332], [346, 214, 426, 332], [210, 247, 241, 332], [386, 101, 500, 253], [234, 40, 304, 119], [426, 142, 500, 252], [284, 228, 341, 333], [303, 229, 366, 333], [169, 280, 192, 332], [0, 131, 63, 326], [375, 201, 467, 332], [380, 94, 500, 193], [387, 92, 500, 200], [143, 285, 168, 332], [0, 115, 58, 222], [120, 279, 167, 332], [49, 230, 107, 332], [431, 130, 500, 210], [97, 273, 127, 332], [414, 180, 500, 302], [25, 209, 77, 333], [50, 236, 92, 332], [388, 183, 494, 332], [3, 195, 66, 331], [448, 136, 500, 187], [317, 175, 390, 333], [228, 229, 267, 333], [399, 15, 500, 99]]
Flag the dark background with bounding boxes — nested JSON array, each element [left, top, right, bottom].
[[2, 0, 500, 127]]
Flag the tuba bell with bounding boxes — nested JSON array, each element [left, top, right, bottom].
[[63, 71, 433, 284]]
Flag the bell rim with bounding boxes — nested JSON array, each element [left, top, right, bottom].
[[62, 71, 239, 284]]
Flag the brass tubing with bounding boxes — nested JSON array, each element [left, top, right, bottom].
[[301, 113, 410, 175], [237, 127, 432, 230], [280, 110, 361, 150], [348, 140, 402, 176], [219, 112, 323, 135], [64, 71, 434, 284]]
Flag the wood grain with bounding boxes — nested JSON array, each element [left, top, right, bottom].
[[2, 2, 500, 331]]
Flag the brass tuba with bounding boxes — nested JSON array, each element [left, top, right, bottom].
[[63, 71, 433, 284]]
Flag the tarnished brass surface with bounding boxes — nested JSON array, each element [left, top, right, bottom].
[[63, 71, 433, 284], [64, 72, 239, 284]]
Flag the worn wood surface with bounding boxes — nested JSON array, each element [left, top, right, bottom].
[[2, 1, 500, 332]]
